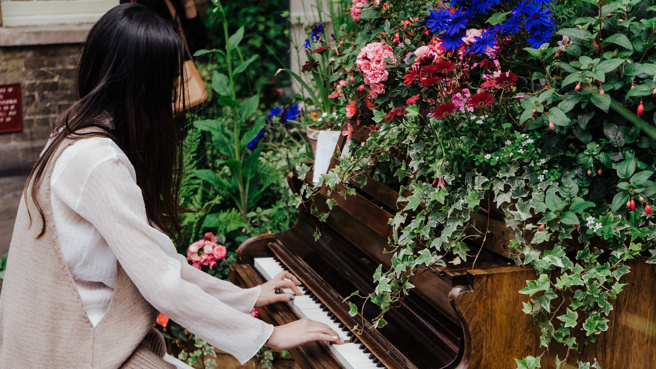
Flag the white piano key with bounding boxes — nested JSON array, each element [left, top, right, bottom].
[[253, 257, 380, 369]]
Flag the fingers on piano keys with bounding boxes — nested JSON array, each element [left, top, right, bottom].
[[253, 257, 385, 368]]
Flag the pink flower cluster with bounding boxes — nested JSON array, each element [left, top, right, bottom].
[[351, 0, 380, 21], [357, 42, 396, 97], [187, 232, 227, 270]]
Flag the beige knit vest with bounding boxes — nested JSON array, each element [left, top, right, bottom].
[[0, 130, 175, 368]]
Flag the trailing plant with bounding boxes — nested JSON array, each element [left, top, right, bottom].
[[296, 0, 656, 367]]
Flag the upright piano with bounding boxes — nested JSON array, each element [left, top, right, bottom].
[[230, 158, 656, 368]]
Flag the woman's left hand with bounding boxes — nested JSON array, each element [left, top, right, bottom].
[[255, 271, 302, 307]]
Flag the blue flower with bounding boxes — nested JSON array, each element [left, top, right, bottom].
[[247, 128, 266, 151], [468, 29, 498, 55], [440, 32, 466, 52], [523, 5, 555, 33], [470, 0, 500, 15], [445, 8, 469, 36], [425, 9, 451, 34], [532, 0, 553, 8], [285, 103, 301, 122], [527, 30, 552, 48], [310, 23, 325, 42], [496, 14, 522, 35], [269, 106, 282, 118], [304, 39, 311, 49], [512, 0, 531, 15]]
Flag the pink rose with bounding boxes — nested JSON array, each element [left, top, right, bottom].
[[368, 83, 386, 98], [203, 244, 214, 255], [213, 245, 227, 260]]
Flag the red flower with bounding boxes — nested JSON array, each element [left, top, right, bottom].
[[430, 103, 456, 119], [468, 92, 495, 109], [250, 308, 259, 318], [311, 45, 330, 54], [384, 107, 408, 122], [403, 68, 419, 86], [419, 66, 443, 86], [434, 61, 454, 75], [406, 95, 420, 105], [156, 313, 169, 331], [495, 72, 517, 88]]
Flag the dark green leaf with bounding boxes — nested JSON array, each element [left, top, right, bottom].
[[611, 192, 629, 213], [560, 212, 579, 225], [604, 123, 625, 147], [549, 107, 570, 126], [228, 26, 245, 50], [596, 59, 624, 73], [238, 94, 260, 123], [232, 54, 259, 77], [487, 11, 510, 25], [212, 72, 231, 96], [626, 83, 655, 99], [561, 73, 581, 88], [631, 171, 653, 185], [590, 92, 611, 113], [616, 159, 636, 179], [602, 33, 633, 50], [558, 28, 592, 40]]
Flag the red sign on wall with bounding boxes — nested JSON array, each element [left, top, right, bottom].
[[0, 83, 23, 134]]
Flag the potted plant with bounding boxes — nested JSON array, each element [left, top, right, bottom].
[[297, 0, 656, 367]]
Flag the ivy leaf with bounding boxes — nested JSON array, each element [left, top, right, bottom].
[[602, 33, 633, 50], [348, 302, 358, 317], [557, 309, 579, 328], [515, 356, 541, 369], [415, 249, 433, 266]]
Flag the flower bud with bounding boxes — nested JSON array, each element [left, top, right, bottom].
[[587, 169, 592, 176], [646, 203, 652, 216], [627, 199, 632, 208], [630, 198, 636, 211], [639, 195, 645, 203], [638, 100, 644, 117], [653, 87, 656, 95], [599, 87, 605, 96], [549, 120, 555, 130], [575, 82, 581, 91], [631, 82, 635, 89], [574, 224, 579, 229], [598, 168, 602, 176], [538, 224, 545, 231]]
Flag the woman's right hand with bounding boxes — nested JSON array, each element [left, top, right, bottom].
[[265, 318, 343, 350]]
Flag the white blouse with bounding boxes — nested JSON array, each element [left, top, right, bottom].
[[50, 137, 273, 365]]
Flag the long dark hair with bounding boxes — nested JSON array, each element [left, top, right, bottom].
[[26, 3, 186, 238]]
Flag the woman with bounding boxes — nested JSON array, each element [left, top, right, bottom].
[[0, 4, 340, 368]]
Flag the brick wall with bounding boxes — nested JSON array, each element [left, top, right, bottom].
[[0, 44, 80, 176]]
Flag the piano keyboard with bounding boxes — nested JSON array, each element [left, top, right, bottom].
[[253, 256, 385, 369]]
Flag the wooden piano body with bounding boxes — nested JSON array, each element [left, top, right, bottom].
[[230, 161, 656, 368]]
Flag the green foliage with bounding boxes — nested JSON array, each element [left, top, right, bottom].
[[203, 0, 290, 98]]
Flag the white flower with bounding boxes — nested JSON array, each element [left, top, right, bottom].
[[543, 169, 548, 174], [485, 153, 491, 159], [509, 153, 514, 157], [518, 148, 524, 153], [505, 141, 512, 145], [317, 118, 323, 122], [524, 138, 534, 145], [321, 112, 328, 118], [538, 174, 545, 182], [476, 119, 484, 125]]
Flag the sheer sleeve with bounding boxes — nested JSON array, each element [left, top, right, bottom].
[[62, 148, 272, 364]]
